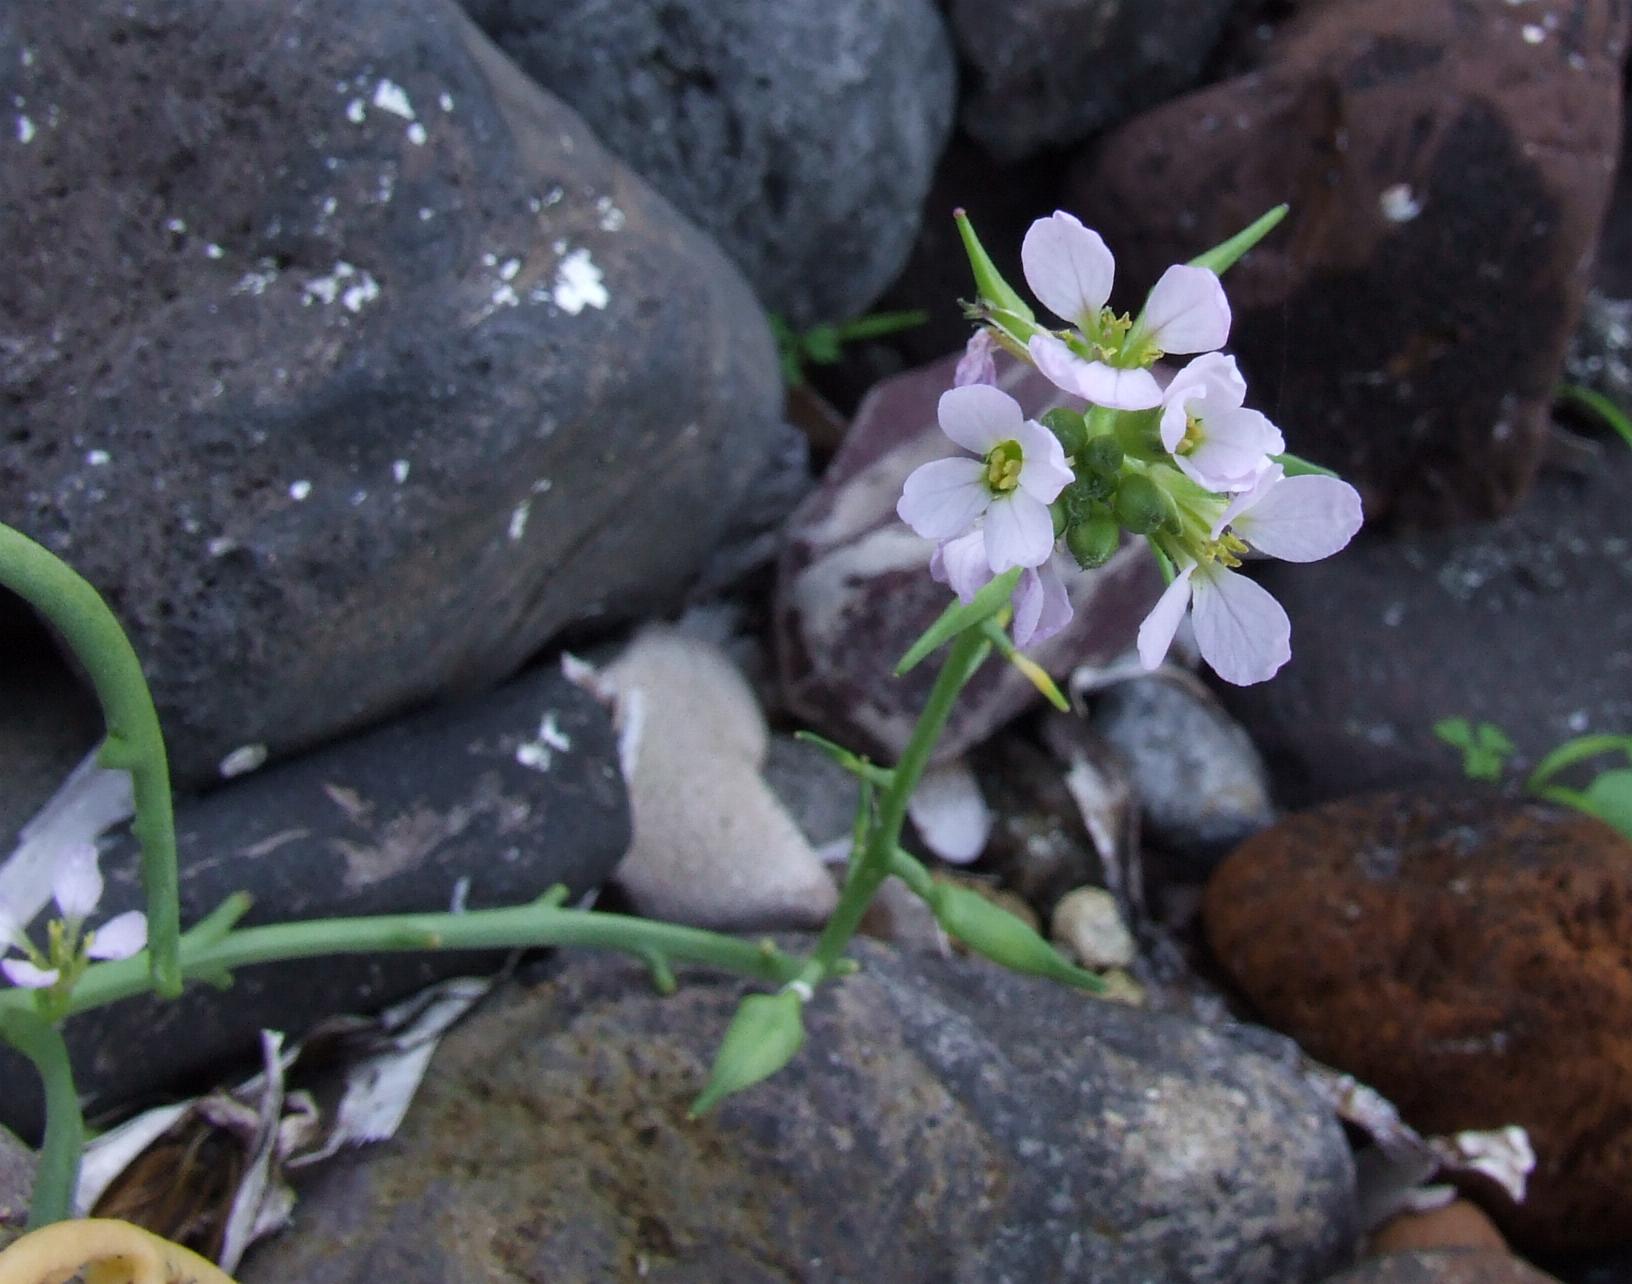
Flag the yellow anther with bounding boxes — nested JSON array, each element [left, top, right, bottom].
[[984, 441, 1024, 493]]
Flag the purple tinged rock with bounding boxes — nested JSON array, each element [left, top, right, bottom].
[[774, 353, 1163, 762]]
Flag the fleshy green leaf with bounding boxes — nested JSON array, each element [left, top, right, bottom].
[[1556, 383, 1632, 450], [1580, 769, 1632, 840], [896, 568, 1022, 675], [1433, 717, 1474, 748], [954, 209, 1034, 323], [1187, 205, 1289, 276], [1526, 734, 1632, 793], [1273, 451, 1339, 479]]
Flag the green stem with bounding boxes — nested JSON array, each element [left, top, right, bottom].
[[803, 629, 991, 981], [0, 1008, 82, 1227], [0, 895, 806, 1021], [0, 523, 181, 998]]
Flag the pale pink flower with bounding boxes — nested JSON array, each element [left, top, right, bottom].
[[1020, 211, 1230, 411], [898, 384, 1073, 573], [1212, 464, 1364, 562], [1159, 353, 1284, 492], [930, 528, 1074, 648], [0, 842, 147, 989], [1137, 560, 1292, 686], [954, 329, 998, 388]]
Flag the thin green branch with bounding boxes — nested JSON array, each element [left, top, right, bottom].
[[0, 523, 181, 997], [0, 1008, 82, 1227]]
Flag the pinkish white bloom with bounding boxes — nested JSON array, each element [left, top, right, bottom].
[[0, 842, 147, 990], [1212, 464, 1364, 562], [1137, 559, 1291, 686], [898, 384, 1073, 573], [1020, 211, 1230, 411], [1159, 353, 1284, 492], [954, 329, 998, 388], [930, 528, 1075, 648]]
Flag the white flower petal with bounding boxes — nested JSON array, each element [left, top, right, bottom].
[[907, 759, 992, 865], [52, 842, 103, 921], [983, 491, 1056, 573], [1014, 419, 1074, 502], [2, 958, 59, 989], [1167, 351, 1246, 405], [1021, 211, 1114, 326], [938, 383, 1025, 455], [1191, 565, 1291, 685], [1012, 557, 1074, 648], [954, 330, 998, 388], [1073, 361, 1163, 411], [1142, 264, 1230, 354], [1233, 475, 1364, 563], [1174, 406, 1283, 492], [87, 910, 148, 960], [898, 457, 989, 540], [1212, 463, 1286, 537], [932, 528, 995, 602], [1137, 563, 1195, 670]]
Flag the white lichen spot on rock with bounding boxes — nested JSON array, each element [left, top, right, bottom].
[[234, 262, 279, 296], [595, 195, 626, 231], [406, 121, 427, 146], [206, 536, 238, 557], [303, 261, 381, 313], [84, 449, 110, 467], [551, 248, 609, 314], [219, 744, 269, 779], [165, 217, 187, 234], [1521, 22, 1546, 43], [16, 115, 34, 143], [491, 283, 519, 309], [438, 91, 454, 113], [418, 207, 435, 222], [508, 498, 531, 541], [392, 459, 410, 484], [1379, 183, 1423, 223], [345, 98, 366, 124], [20, 48, 33, 67], [499, 258, 521, 281], [289, 480, 313, 501], [515, 712, 573, 773], [371, 79, 415, 120], [205, 242, 224, 260]]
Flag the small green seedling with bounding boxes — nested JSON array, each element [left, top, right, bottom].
[[772, 309, 929, 387], [1433, 717, 1516, 782], [1437, 717, 1632, 841]]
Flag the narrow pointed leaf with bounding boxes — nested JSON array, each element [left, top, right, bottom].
[[1187, 204, 1288, 276], [896, 568, 1022, 675]]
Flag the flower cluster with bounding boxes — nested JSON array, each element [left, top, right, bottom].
[[896, 209, 1362, 684], [0, 842, 146, 992]]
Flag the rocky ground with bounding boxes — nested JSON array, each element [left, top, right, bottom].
[[4, 1, 1632, 1281]]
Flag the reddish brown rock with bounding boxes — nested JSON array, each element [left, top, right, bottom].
[[1371, 1200, 1508, 1256], [1320, 1249, 1563, 1283], [1204, 790, 1632, 1253], [1069, 0, 1630, 526], [773, 353, 1161, 762]]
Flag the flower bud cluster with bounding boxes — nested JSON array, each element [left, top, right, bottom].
[[897, 210, 1364, 685]]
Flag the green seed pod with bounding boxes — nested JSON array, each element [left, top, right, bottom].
[[1113, 473, 1167, 535], [1039, 407, 1088, 458], [1081, 434, 1124, 477], [1066, 512, 1121, 569], [929, 883, 1088, 986], [690, 989, 805, 1116]]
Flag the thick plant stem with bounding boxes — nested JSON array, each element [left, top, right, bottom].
[[803, 628, 991, 982], [0, 894, 806, 1020], [0, 523, 181, 998], [0, 1009, 82, 1227]]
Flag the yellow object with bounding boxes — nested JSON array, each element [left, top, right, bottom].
[[0, 1218, 238, 1284]]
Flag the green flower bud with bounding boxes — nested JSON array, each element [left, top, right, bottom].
[[1051, 501, 1068, 538], [1067, 471, 1114, 509], [1081, 435, 1123, 478], [1039, 407, 1088, 458], [690, 988, 806, 1116], [929, 883, 1096, 988], [1113, 473, 1167, 535], [1066, 512, 1121, 569]]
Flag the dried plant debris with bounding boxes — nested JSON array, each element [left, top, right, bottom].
[[1302, 1059, 1534, 1230], [77, 975, 490, 1271]]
